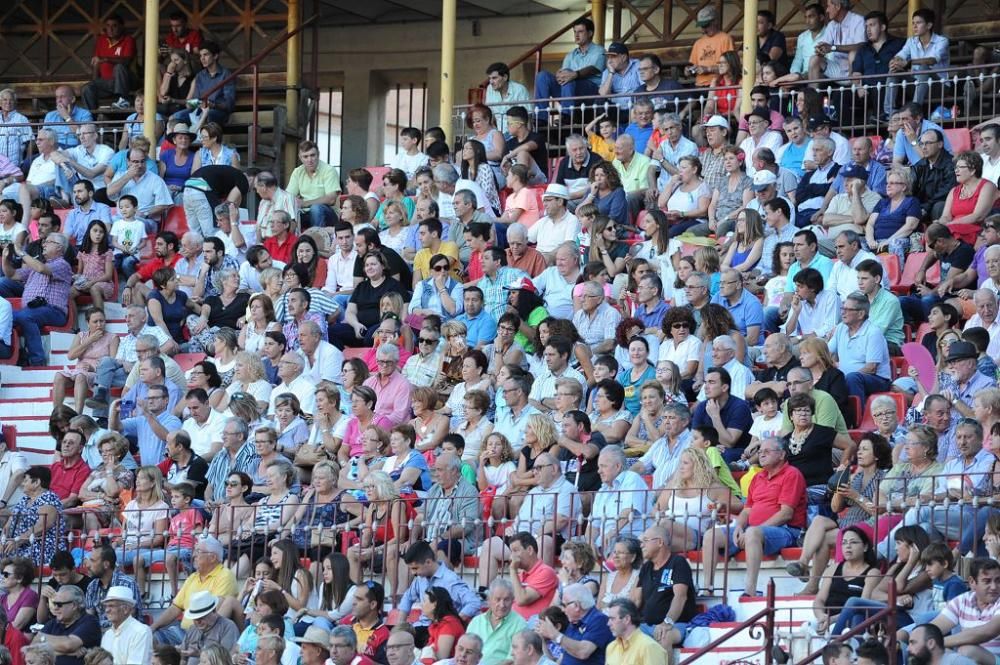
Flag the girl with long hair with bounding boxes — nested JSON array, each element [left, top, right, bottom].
[[71, 220, 114, 307], [722, 209, 765, 273]]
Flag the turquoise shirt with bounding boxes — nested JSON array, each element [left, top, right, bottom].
[[468, 610, 528, 665], [786, 253, 834, 292]]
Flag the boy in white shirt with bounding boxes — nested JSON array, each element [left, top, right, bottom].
[[389, 127, 429, 186], [109, 194, 146, 276]]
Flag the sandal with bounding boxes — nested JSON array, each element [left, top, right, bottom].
[[785, 561, 808, 582]]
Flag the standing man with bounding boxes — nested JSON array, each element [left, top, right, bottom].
[[286, 139, 341, 230], [82, 15, 136, 111], [485, 63, 530, 134], [700, 439, 807, 597]]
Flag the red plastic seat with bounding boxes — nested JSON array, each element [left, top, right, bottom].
[[847, 395, 862, 429], [890, 356, 908, 379], [2, 425, 16, 451], [365, 166, 391, 184], [161, 206, 189, 236], [878, 253, 901, 288], [891, 252, 927, 295], [548, 157, 562, 182], [173, 353, 206, 371], [944, 128, 972, 154], [12, 297, 77, 334]]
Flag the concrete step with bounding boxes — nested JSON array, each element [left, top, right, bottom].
[[1, 386, 53, 400], [707, 621, 800, 648], [679, 645, 768, 664]]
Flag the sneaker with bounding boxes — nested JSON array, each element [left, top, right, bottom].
[[111, 98, 131, 110], [48, 195, 70, 209], [785, 561, 808, 581], [85, 389, 108, 410]]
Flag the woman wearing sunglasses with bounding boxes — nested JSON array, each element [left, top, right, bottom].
[[409, 252, 464, 323]]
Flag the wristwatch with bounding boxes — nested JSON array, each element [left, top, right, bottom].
[[831, 44, 837, 52], [555, 633, 565, 645]]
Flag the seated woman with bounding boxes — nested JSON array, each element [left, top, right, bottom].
[[336, 425, 388, 494], [335, 386, 392, 464], [421, 586, 466, 664], [206, 471, 255, 575], [382, 423, 432, 495], [499, 164, 541, 228], [936, 151, 998, 230], [616, 336, 657, 418], [266, 539, 312, 614], [656, 447, 743, 551], [722, 209, 765, 274], [76, 434, 135, 532], [787, 433, 893, 595], [293, 552, 356, 633], [411, 386, 450, 456], [234, 461, 298, 575], [2, 467, 65, 566], [291, 235, 328, 289], [409, 252, 464, 322], [810, 527, 881, 635], [557, 542, 601, 601], [831, 525, 932, 637], [113, 465, 169, 598], [0, 556, 38, 636], [596, 536, 642, 611], [864, 166, 921, 261], [330, 250, 403, 348], [272, 394, 310, 459], [579, 162, 628, 227], [147, 267, 199, 347], [656, 156, 712, 237], [784, 393, 836, 506], [587, 379, 631, 445], [798, 337, 849, 416], [52, 307, 118, 414], [623, 382, 667, 459], [185, 267, 250, 354], [346, 471, 409, 596]]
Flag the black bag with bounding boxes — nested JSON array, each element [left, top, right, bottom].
[[826, 468, 852, 494]]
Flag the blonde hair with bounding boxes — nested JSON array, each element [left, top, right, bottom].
[[258, 267, 281, 290], [694, 246, 721, 274], [485, 432, 517, 465], [380, 292, 406, 318], [382, 200, 410, 227], [235, 350, 266, 382], [442, 320, 468, 339], [526, 413, 557, 449], [97, 433, 130, 462], [312, 460, 339, 481], [799, 336, 836, 371], [366, 470, 399, 501], [666, 447, 718, 490], [136, 465, 165, 504], [975, 387, 1000, 417]]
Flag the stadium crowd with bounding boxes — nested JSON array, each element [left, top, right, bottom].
[[2, 5, 1000, 665]]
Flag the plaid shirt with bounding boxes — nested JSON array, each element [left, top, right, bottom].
[[203, 254, 241, 298], [85, 569, 144, 629], [0, 111, 32, 164], [17, 257, 72, 315], [477, 266, 527, 320]]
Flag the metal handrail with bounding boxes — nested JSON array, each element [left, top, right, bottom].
[[793, 582, 898, 664], [678, 579, 777, 664]]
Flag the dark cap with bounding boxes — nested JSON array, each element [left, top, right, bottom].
[[607, 42, 629, 55], [842, 164, 868, 180], [807, 115, 833, 131], [744, 108, 771, 124], [945, 341, 978, 362]]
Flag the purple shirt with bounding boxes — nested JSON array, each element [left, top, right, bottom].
[[17, 256, 73, 315], [363, 371, 413, 426], [281, 312, 327, 351]]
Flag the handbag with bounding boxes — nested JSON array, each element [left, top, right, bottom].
[[826, 468, 852, 494], [310, 525, 338, 549]]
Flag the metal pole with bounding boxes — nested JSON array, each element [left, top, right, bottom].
[[439, 0, 457, 144], [908, 0, 918, 36], [593, 0, 606, 45], [740, 0, 759, 116], [143, 0, 159, 144], [286, 0, 301, 176]]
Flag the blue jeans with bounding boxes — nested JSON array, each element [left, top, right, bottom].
[[155, 622, 185, 645], [0, 277, 24, 297], [14, 304, 66, 365], [114, 254, 140, 277], [763, 306, 784, 334], [960, 506, 999, 556], [301, 204, 337, 229], [830, 596, 912, 638], [900, 293, 941, 325], [722, 524, 801, 556], [94, 357, 128, 392], [0, 339, 10, 359], [533, 70, 600, 110], [639, 621, 689, 642], [845, 372, 892, 412], [170, 108, 230, 127]]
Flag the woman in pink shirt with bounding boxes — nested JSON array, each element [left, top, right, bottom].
[[500, 164, 541, 228]]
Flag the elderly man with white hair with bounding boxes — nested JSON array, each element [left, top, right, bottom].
[[2, 128, 67, 209], [362, 342, 412, 425], [467, 578, 528, 665], [528, 184, 581, 258], [534, 242, 582, 319], [268, 351, 316, 415], [795, 137, 840, 229], [587, 445, 654, 556], [174, 231, 205, 296], [829, 291, 892, 409], [433, 633, 485, 665], [556, 133, 604, 209], [964, 288, 1000, 359], [505, 222, 548, 277], [697, 336, 753, 402], [535, 584, 613, 665], [979, 244, 1000, 295], [434, 163, 461, 221], [611, 134, 656, 219], [572, 280, 621, 354], [299, 319, 343, 385]]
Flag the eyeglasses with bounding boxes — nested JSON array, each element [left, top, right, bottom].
[[376, 359, 395, 365], [225, 480, 242, 487], [671, 322, 690, 329], [51, 600, 74, 607], [432, 264, 448, 272], [872, 411, 895, 419], [684, 284, 705, 290], [0, 571, 11, 578], [418, 337, 438, 344], [534, 463, 555, 470]]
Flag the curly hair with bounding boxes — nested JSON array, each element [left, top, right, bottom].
[[485, 432, 517, 465], [665, 447, 718, 491], [614, 317, 645, 348], [661, 307, 696, 338], [701, 303, 737, 342]]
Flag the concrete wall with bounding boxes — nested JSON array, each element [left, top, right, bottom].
[[310, 12, 584, 169]]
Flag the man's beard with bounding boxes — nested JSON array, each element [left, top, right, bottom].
[[907, 649, 931, 665]]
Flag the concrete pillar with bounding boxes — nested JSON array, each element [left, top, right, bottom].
[[286, 0, 301, 176], [740, 0, 759, 115], [143, 0, 159, 144], [908, 0, 919, 35], [593, 0, 606, 45]]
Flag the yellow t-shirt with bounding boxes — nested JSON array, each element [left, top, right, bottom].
[[414, 241, 460, 281], [174, 563, 239, 629], [589, 134, 616, 162], [739, 465, 763, 498]]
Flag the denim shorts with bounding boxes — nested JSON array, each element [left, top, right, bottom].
[[639, 621, 689, 642], [723, 524, 801, 556], [148, 546, 194, 570]]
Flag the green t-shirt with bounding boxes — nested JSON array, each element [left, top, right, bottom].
[[780, 388, 848, 435], [515, 305, 549, 354], [460, 461, 477, 486], [705, 446, 743, 500]]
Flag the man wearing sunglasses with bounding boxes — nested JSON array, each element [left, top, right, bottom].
[[34, 585, 101, 665]]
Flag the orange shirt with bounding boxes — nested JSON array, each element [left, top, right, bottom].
[[690, 32, 736, 87]]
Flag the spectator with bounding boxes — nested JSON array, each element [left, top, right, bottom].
[[865, 167, 920, 261], [829, 290, 892, 406], [106, 147, 173, 227], [503, 533, 562, 621], [782, 267, 841, 341], [697, 334, 752, 404], [605, 598, 668, 665], [49, 428, 89, 508], [686, 7, 735, 88], [610, 135, 655, 220], [467, 579, 527, 665], [587, 445, 653, 556], [415, 453, 481, 570], [810, 0, 865, 81], [899, 223, 973, 325], [484, 64, 529, 135], [904, 623, 977, 665], [1, 130, 63, 228], [630, 523, 697, 653], [894, 104, 953, 167], [54, 124, 115, 199], [691, 366, 753, 461], [83, 545, 142, 631], [326, 625, 377, 665], [43, 86, 94, 149], [889, 9, 950, 107], [815, 173, 883, 257], [528, 184, 580, 257], [98, 586, 152, 665], [850, 11, 905, 120], [81, 15, 136, 111], [502, 107, 548, 186], [397, 541, 480, 633], [171, 42, 235, 127], [746, 333, 799, 401], [636, 57, 682, 116], [937, 151, 998, 228], [533, 18, 605, 118], [739, 108, 785, 176], [177, 591, 239, 665], [158, 50, 196, 118], [533, 242, 581, 319], [701, 438, 807, 597], [35, 586, 101, 665], [190, 123, 239, 172], [63, 180, 113, 246], [596, 42, 641, 115], [182, 165, 249, 241], [980, 124, 1000, 184], [965, 289, 1000, 358], [0, 88, 32, 164], [163, 12, 202, 55]]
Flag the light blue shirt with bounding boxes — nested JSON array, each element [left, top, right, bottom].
[[0, 298, 11, 346], [534, 266, 577, 319], [590, 470, 653, 541], [776, 140, 811, 178], [64, 202, 113, 245], [935, 448, 995, 496], [455, 310, 498, 348], [638, 431, 692, 488], [109, 170, 173, 216], [829, 319, 891, 379], [600, 59, 642, 108], [711, 288, 764, 338], [122, 411, 183, 466], [43, 106, 94, 148], [656, 136, 700, 188], [895, 33, 950, 76], [790, 29, 823, 75], [563, 43, 607, 86], [832, 159, 888, 196], [893, 119, 952, 165], [409, 277, 464, 321], [398, 563, 482, 623], [787, 253, 834, 291], [494, 404, 541, 448]]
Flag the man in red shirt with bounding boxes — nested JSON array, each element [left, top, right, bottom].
[[122, 230, 181, 306], [50, 429, 91, 509], [82, 15, 136, 111], [163, 12, 203, 55], [509, 532, 559, 621], [337, 581, 390, 664], [700, 437, 807, 597], [262, 211, 297, 264]]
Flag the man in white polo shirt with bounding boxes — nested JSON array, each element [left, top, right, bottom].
[[527, 184, 580, 260]]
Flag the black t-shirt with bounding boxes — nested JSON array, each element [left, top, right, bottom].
[[506, 131, 549, 174], [637, 554, 697, 625], [350, 276, 403, 328], [353, 246, 412, 289], [190, 165, 250, 207], [754, 357, 801, 399], [940, 241, 975, 290], [786, 424, 836, 486], [45, 573, 93, 595], [43, 613, 102, 665], [166, 453, 210, 500]]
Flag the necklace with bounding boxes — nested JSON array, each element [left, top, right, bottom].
[[788, 426, 813, 455]]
